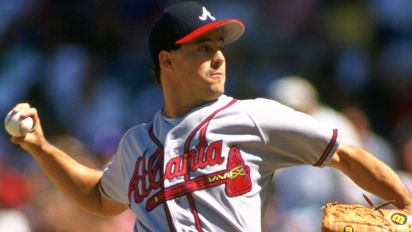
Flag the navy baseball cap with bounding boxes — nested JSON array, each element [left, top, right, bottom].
[[149, 1, 245, 63]]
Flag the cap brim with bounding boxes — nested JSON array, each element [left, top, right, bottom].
[[175, 19, 245, 45]]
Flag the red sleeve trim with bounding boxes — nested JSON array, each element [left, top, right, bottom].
[[313, 129, 338, 167]]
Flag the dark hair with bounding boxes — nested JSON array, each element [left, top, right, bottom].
[[152, 44, 181, 85]]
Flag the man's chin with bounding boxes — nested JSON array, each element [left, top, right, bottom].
[[205, 89, 224, 102], [211, 86, 224, 96]]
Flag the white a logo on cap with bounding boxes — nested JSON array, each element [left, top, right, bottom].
[[199, 7, 216, 21]]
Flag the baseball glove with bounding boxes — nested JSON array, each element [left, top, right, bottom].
[[321, 194, 412, 232]]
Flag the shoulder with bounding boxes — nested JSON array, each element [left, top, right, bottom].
[[235, 97, 326, 131], [119, 123, 152, 147], [236, 97, 297, 115], [223, 97, 307, 128]]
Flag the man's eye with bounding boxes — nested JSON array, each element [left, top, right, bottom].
[[199, 45, 210, 52]]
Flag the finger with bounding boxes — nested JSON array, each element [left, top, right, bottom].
[[10, 137, 22, 144], [19, 108, 39, 131], [19, 107, 37, 119], [12, 103, 31, 113]]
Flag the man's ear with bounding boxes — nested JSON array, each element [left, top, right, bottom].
[[159, 51, 173, 70]]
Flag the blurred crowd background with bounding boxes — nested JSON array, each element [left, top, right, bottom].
[[0, 0, 411, 231]]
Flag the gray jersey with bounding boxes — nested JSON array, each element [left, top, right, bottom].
[[100, 95, 339, 232]]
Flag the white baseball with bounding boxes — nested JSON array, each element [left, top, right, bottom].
[[4, 110, 34, 137]]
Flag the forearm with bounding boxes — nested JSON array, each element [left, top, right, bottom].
[[329, 144, 412, 210], [8, 103, 128, 216], [30, 140, 105, 214]]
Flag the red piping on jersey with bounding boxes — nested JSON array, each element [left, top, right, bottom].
[[145, 98, 238, 232], [149, 125, 163, 147], [313, 128, 338, 167], [182, 98, 238, 232], [148, 125, 176, 232], [183, 98, 237, 152]]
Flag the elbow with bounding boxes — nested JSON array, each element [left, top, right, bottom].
[[76, 187, 128, 217], [80, 199, 127, 218], [328, 144, 359, 173]]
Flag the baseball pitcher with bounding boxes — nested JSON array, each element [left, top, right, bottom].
[[7, 1, 412, 232]]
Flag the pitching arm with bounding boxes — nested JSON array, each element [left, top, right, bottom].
[[327, 144, 412, 214], [8, 103, 128, 217]]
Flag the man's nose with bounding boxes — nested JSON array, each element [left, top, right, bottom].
[[211, 50, 225, 69]]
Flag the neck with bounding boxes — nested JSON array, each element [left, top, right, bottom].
[[161, 84, 221, 118]]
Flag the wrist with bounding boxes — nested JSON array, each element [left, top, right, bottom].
[[30, 138, 52, 156]]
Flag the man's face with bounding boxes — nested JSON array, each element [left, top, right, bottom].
[[169, 29, 226, 100]]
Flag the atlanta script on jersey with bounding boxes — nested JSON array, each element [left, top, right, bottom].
[[100, 95, 339, 232]]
